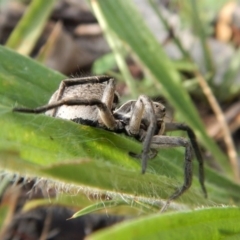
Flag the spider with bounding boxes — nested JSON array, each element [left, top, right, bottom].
[[13, 75, 207, 211]]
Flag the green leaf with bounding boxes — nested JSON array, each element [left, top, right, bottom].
[[92, 53, 117, 75], [220, 48, 240, 101], [70, 200, 129, 219], [189, 0, 214, 75], [87, 207, 240, 240], [71, 198, 156, 219], [6, 0, 57, 55]]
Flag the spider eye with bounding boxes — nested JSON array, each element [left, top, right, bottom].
[[154, 103, 165, 111]]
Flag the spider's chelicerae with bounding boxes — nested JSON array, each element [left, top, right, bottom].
[[13, 75, 207, 211]]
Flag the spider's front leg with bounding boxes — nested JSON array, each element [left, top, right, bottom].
[[150, 135, 193, 211], [97, 77, 119, 129], [124, 95, 157, 173]]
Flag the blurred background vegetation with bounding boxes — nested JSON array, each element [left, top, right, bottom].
[[0, 0, 240, 239]]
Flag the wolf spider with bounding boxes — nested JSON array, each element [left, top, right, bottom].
[[13, 75, 207, 211]]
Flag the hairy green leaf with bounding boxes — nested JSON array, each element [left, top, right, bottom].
[[88, 207, 240, 240]]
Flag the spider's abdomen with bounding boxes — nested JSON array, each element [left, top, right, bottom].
[[46, 82, 109, 123], [52, 105, 99, 122]]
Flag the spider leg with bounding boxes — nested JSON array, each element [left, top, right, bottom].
[[13, 98, 105, 114], [150, 135, 193, 211], [165, 122, 207, 198], [13, 97, 120, 130], [55, 75, 112, 100], [98, 78, 117, 129], [126, 95, 157, 174]]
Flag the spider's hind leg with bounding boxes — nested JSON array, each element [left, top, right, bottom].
[[165, 122, 207, 198], [150, 135, 193, 212]]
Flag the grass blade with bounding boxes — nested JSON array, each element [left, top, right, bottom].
[[88, 207, 240, 240], [6, 0, 57, 55]]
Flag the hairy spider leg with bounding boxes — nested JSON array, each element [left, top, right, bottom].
[[150, 135, 193, 212], [165, 122, 207, 198], [13, 96, 123, 130], [126, 95, 157, 174], [98, 78, 117, 129]]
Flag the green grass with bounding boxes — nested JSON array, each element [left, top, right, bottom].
[[1, 0, 240, 239]]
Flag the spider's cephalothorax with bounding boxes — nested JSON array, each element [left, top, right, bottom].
[[13, 75, 207, 211]]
